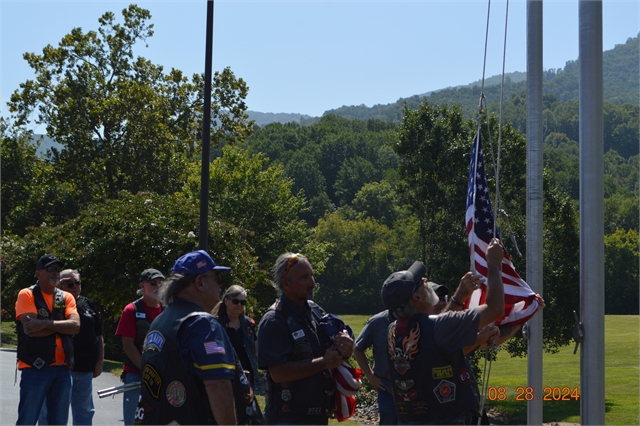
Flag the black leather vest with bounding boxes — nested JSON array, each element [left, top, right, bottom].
[[263, 299, 334, 424], [16, 283, 74, 369], [135, 299, 263, 425], [388, 316, 479, 423], [123, 298, 160, 373]]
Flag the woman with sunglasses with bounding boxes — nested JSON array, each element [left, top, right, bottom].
[[212, 285, 259, 392]]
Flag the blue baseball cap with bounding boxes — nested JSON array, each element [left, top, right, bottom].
[[171, 250, 231, 277]]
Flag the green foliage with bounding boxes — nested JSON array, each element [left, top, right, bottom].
[[0, 191, 258, 359], [182, 146, 318, 312], [0, 120, 83, 236], [7, 5, 252, 205], [313, 208, 424, 314], [241, 115, 399, 226], [352, 180, 401, 227], [393, 100, 471, 273], [604, 229, 640, 315]]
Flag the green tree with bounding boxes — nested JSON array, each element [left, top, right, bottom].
[[0, 191, 258, 360], [313, 212, 394, 313], [393, 100, 470, 270], [604, 229, 640, 315], [8, 5, 252, 203], [0, 120, 81, 235], [352, 180, 401, 227], [333, 156, 380, 206], [182, 146, 318, 308]]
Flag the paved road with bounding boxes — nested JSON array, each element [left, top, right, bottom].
[[1, 348, 126, 425]]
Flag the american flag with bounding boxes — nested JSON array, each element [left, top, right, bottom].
[[465, 133, 540, 326]]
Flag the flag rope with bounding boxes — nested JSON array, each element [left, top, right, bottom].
[[473, 1, 511, 423]]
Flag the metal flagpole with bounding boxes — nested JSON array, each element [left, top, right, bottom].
[[579, 0, 605, 424], [526, 0, 544, 424], [199, 0, 215, 251]]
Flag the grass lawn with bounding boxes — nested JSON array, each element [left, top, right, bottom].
[[3, 315, 637, 424], [482, 315, 639, 425]]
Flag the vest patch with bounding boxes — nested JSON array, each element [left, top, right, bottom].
[[458, 367, 473, 385], [38, 308, 50, 318], [389, 321, 421, 375], [142, 364, 162, 400], [411, 401, 429, 415], [291, 329, 305, 340], [203, 340, 225, 355], [166, 381, 186, 407], [33, 357, 45, 369], [144, 331, 165, 352], [395, 379, 415, 391], [136, 312, 147, 318], [433, 379, 456, 404], [432, 365, 453, 379], [397, 389, 418, 401]]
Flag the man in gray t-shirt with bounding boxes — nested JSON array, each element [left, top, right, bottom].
[[382, 238, 506, 424], [354, 310, 397, 425]]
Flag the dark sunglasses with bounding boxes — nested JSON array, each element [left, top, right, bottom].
[[149, 280, 163, 286], [230, 298, 247, 306], [63, 280, 81, 288], [45, 266, 62, 272]]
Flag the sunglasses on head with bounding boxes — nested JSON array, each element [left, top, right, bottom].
[[282, 253, 302, 278], [45, 266, 62, 272], [230, 298, 247, 306]]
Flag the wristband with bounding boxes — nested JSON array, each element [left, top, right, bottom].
[[450, 296, 464, 307]]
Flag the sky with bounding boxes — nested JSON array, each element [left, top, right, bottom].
[[1, 0, 639, 129]]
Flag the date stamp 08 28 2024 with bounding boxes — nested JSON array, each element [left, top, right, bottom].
[[486, 386, 580, 401]]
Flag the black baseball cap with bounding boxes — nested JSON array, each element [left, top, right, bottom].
[[381, 261, 426, 310], [36, 254, 64, 270], [429, 282, 449, 296], [139, 269, 165, 283]]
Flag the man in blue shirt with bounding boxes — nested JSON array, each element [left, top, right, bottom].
[[135, 250, 236, 425]]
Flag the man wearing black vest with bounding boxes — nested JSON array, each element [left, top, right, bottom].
[[383, 238, 505, 425], [257, 252, 354, 425], [15, 254, 80, 425], [115, 268, 165, 425], [135, 250, 237, 425]]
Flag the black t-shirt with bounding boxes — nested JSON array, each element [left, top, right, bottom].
[[73, 296, 103, 372], [224, 324, 253, 379]]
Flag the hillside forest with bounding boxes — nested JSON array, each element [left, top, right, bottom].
[[1, 6, 638, 361]]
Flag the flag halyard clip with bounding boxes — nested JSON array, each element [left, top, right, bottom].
[[572, 310, 583, 354]]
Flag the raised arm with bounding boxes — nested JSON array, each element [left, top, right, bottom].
[[474, 238, 505, 328]]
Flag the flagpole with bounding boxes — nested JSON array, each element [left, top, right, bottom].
[[526, 0, 544, 424], [199, 0, 215, 251], [579, 1, 605, 423]]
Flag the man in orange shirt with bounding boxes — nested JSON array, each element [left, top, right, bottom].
[[15, 254, 80, 425]]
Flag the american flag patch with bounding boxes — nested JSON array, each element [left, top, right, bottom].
[[197, 261, 207, 268], [203, 341, 225, 355]]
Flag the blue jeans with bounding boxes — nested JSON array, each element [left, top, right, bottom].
[[17, 366, 72, 425], [38, 371, 94, 425], [122, 372, 141, 425], [377, 388, 398, 425]]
